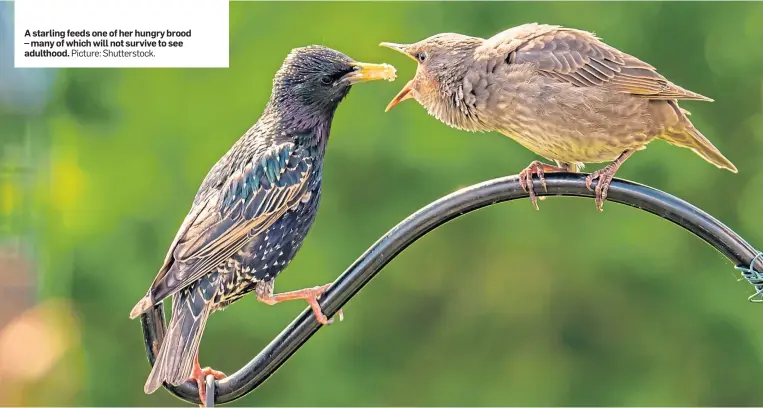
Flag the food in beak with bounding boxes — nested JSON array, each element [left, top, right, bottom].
[[341, 62, 397, 85]]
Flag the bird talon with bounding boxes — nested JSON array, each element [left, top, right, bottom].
[[596, 174, 613, 211], [190, 356, 226, 407], [306, 285, 343, 325], [518, 161, 564, 210], [534, 166, 547, 193], [529, 192, 539, 211], [317, 307, 344, 325], [519, 169, 539, 210], [584, 174, 596, 191], [519, 171, 529, 193], [317, 312, 331, 325], [587, 168, 615, 211], [201, 367, 227, 380]]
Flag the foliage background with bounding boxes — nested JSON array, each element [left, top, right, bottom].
[[2, 1, 763, 406]]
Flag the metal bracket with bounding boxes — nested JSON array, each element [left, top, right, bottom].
[[205, 375, 215, 407]]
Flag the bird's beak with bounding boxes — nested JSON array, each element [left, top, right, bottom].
[[341, 62, 397, 85], [379, 42, 416, 61], [385, 80, 414, 112], [380, 42, 417, 111]]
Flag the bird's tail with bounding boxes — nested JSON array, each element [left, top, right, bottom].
[[657, 103, 737, 173], [662, 125, 737, 173], [144, 289, 212, 394], [130, 293, 155, 319]]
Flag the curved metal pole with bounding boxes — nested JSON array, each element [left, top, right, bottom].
[[140, 172, 763, 405]]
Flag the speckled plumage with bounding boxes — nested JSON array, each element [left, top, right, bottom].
[[128, 46, 396, 402], [382, 23, 736, 210]]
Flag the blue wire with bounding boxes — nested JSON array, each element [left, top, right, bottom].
[[735, 252, 763, 302]]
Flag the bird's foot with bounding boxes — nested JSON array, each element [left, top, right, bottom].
[[518, 161, 565, 210], [585, 165, 617, 211], [191, 355, 226, 408], [305, 284, 344, 325], [258, 283, 344, 325], [584, 150, 634, 211]]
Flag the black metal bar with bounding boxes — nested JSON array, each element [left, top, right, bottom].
[[140, 172, 763, 405]]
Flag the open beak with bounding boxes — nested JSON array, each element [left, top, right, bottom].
[[380, 42, 418, 112], [340, 62, 397, 85], [379, 42, 416, 61], [385, 80, 414, 112]]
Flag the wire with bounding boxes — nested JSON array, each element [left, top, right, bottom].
[[736, 252, 763, 302], [139, 172, 763, 405]]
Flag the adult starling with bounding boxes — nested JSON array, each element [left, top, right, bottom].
[[129, 46, 396, 404], [381, 23, 736, 211]]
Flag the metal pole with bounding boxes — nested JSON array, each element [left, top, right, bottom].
[[140, 172, 763, 405]]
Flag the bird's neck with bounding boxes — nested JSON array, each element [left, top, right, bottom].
[[425, 39, 486, 132], [262, 103, 333, 156], [437, 38, 483, 85], [425, 80, 485, 134]]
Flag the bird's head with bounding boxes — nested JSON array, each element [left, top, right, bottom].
[[271, 45, 397, 117], [380, 33, 483, 113]]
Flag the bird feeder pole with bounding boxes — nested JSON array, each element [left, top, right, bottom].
[[140, 172, 763, 406]]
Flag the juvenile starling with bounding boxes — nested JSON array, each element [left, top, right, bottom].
[[129, 46, 396, 404], [381, 23, 736, 211]]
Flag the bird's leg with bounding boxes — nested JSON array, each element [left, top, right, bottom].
[[190, 354, 226, 408], [585, 150, 634, 211], [257, 283, 343, 325], [518, 160, 566, 210], [555, 160, 579, 173]]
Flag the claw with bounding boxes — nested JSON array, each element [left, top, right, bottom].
[[518, 161, 565, 210], [583, 150, 634, 211], [585, 170, 609, 211], [191, 355, 226, 407], [585, 174, 595, 191], [307, 283, 343, 325]]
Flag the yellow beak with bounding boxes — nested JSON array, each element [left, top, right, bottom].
[[341, 62, 397, 85]]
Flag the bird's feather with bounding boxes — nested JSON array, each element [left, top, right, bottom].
[[485, 23, 712, 102], [144, 274, 219, 393], [131, 141, 313, 317]]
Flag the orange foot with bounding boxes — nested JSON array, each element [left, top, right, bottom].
[[191, 355, 226, 407], [258, 283, 344, 325]]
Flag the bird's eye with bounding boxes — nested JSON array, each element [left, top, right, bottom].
[[416, 52, 427, 63], [320, 75, 333, 85]]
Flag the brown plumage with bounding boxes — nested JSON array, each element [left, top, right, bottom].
[[381, 23, 736, 210]]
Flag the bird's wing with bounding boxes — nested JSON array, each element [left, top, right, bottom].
[[147, 141, 313, 305], [484, 23, 712, 101]]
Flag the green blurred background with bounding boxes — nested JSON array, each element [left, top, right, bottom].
[[2, 1, 763, 406]]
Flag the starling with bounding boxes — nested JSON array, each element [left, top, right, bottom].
[[129, 46, 396, 405], [381, 23, 736, 211]]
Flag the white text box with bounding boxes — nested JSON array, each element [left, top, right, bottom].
[[14, 0, 229, 68]]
